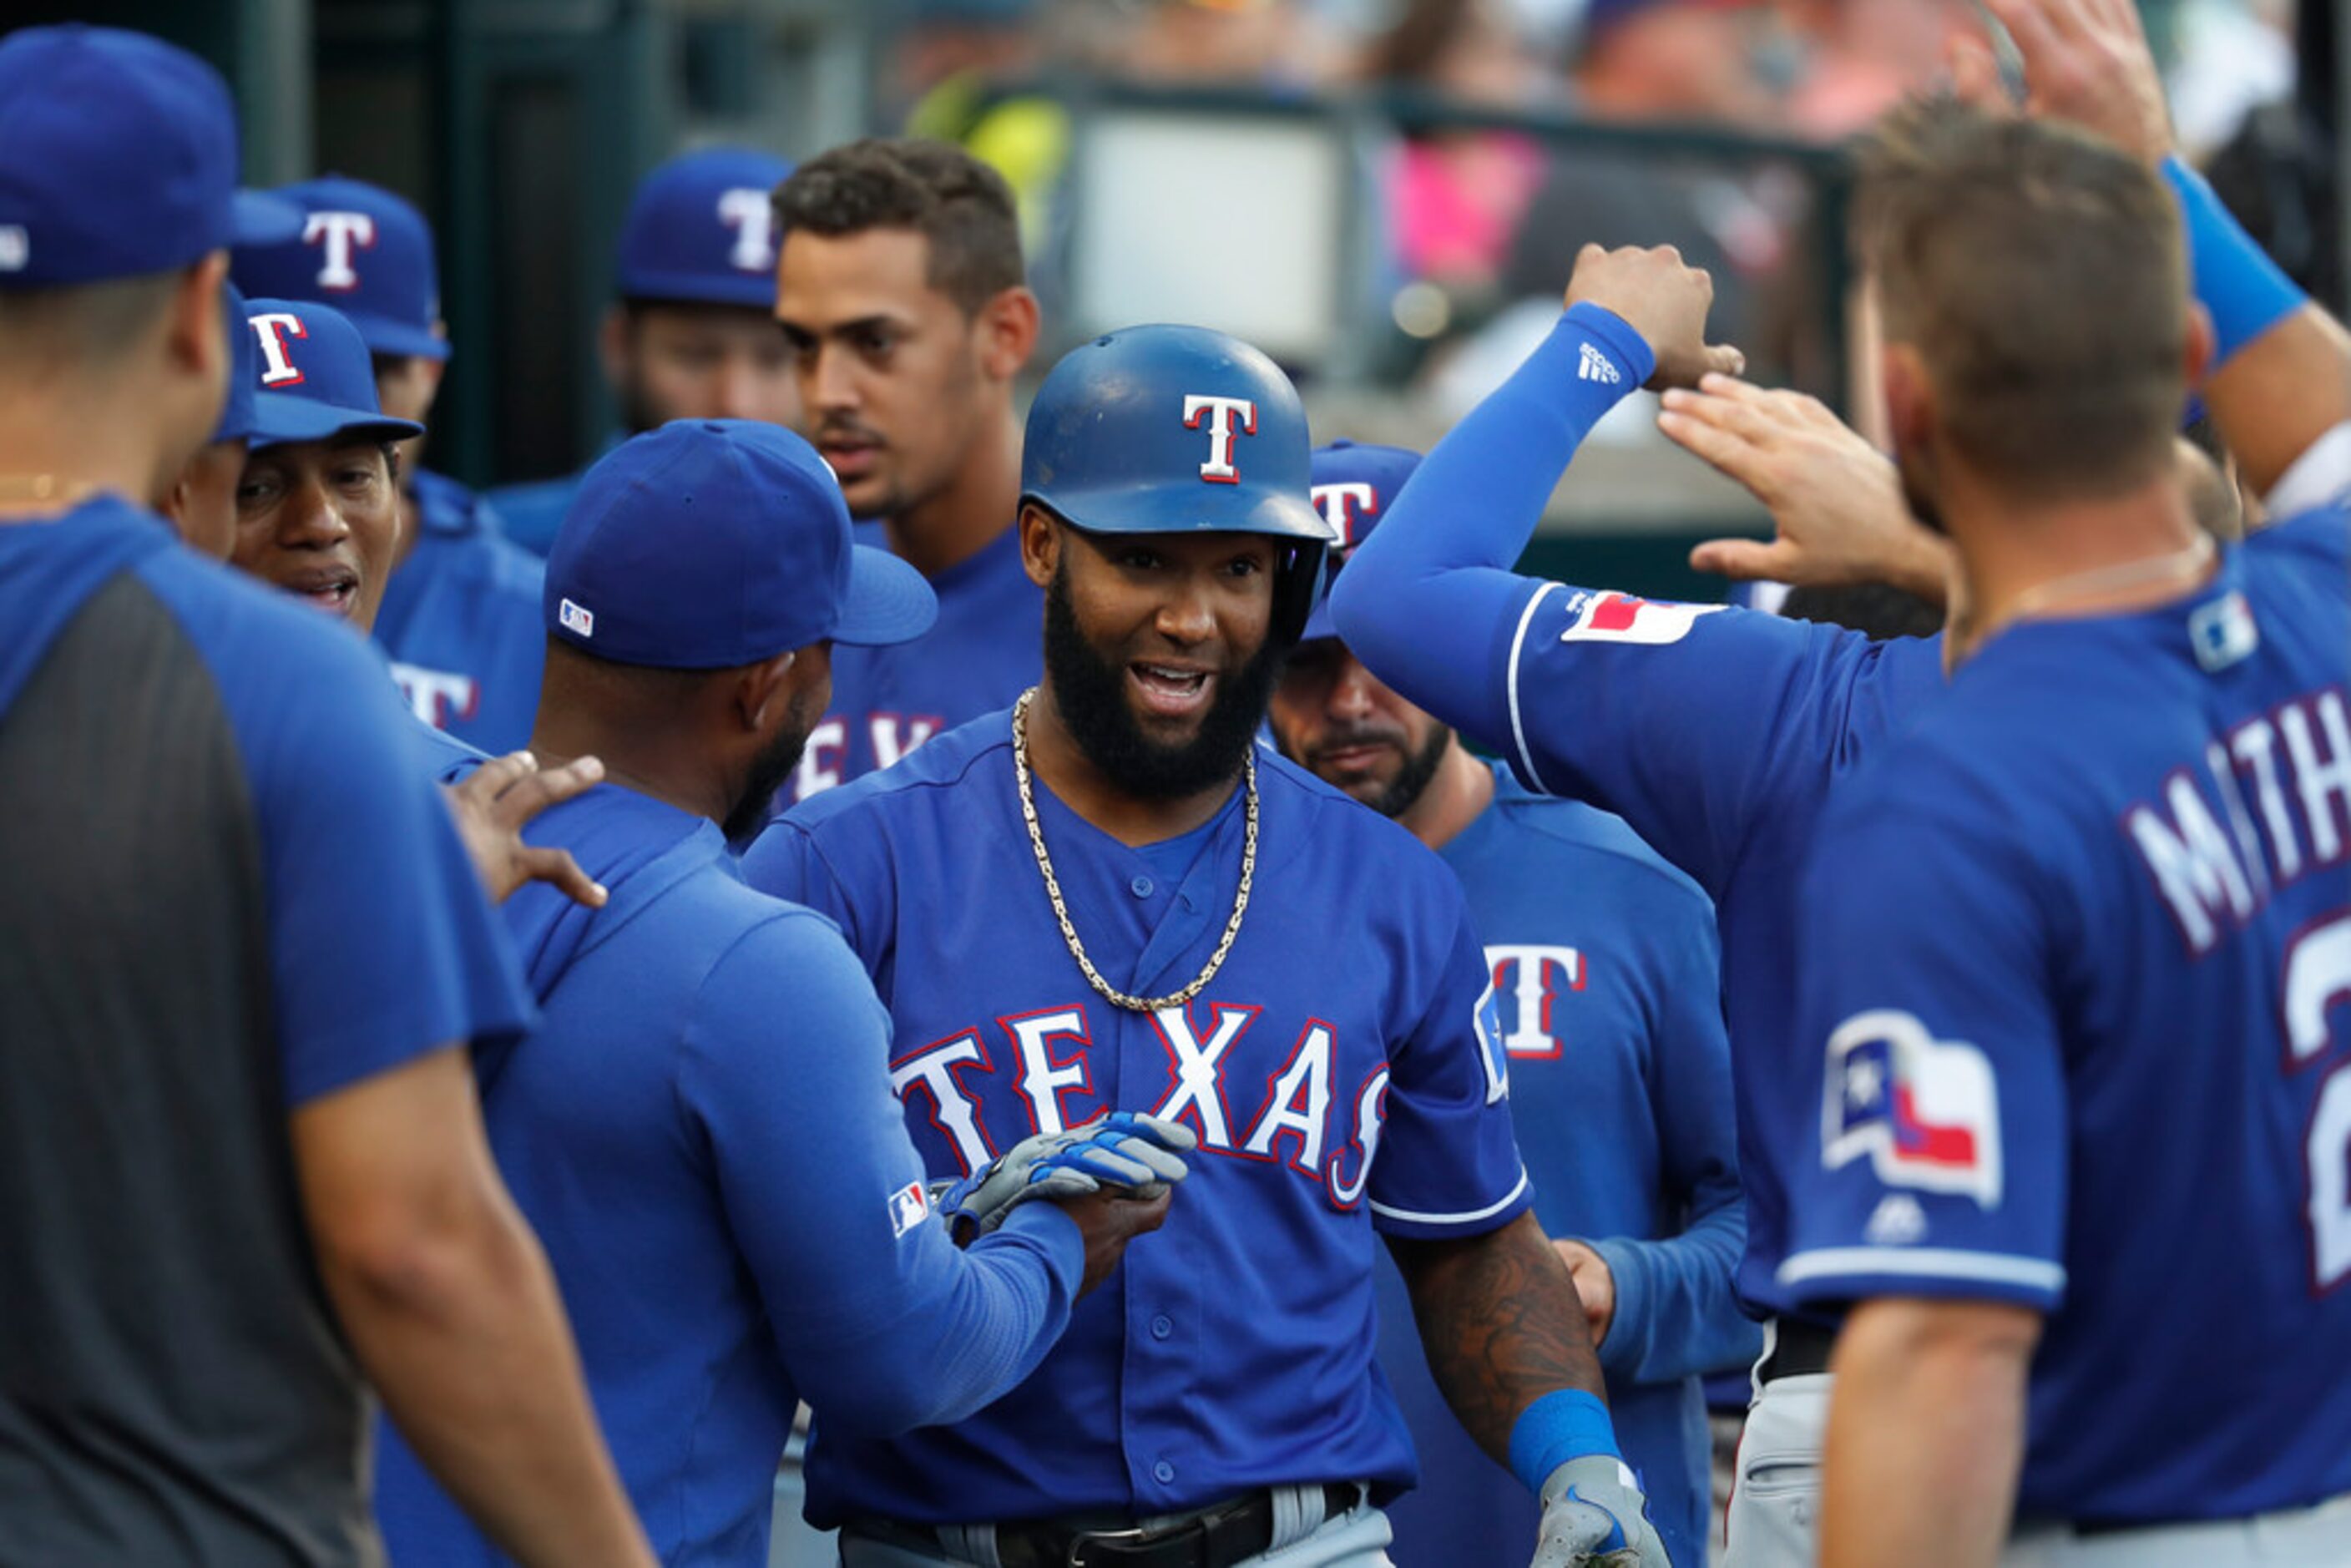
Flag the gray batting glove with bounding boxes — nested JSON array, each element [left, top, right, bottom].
[[1529, 1455, 1672, 1568], [936, 1112, 1196, 1240]]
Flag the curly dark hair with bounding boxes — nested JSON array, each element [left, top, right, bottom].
[[771, 139, 1024, 315]]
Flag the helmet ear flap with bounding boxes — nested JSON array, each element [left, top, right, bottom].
[[1271, 540, 1328, 648]]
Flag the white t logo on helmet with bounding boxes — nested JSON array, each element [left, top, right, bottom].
[[1183, 395, 1258, 485]]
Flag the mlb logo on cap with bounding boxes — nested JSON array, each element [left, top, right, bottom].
[[558, 599, 594, 639]]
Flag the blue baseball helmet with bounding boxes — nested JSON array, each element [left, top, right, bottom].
[[1019, 324, 1332, 644]]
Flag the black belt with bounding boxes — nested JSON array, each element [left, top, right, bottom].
[[1755, 1318, 1838, 1384], [853, 1483, 1359, 1568]]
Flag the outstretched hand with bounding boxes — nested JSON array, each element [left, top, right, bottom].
[[1658, 374, 1953, 605], [1563, 244, 1746, 392], [1952, 0, 2172, 165], [443, 751, 609, 908]]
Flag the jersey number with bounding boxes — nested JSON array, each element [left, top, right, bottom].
[[2286, 910, 2351, 1291]]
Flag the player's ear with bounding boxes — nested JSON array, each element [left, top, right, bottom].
[[1019, 502, 1058, 589], [736, 647, 800, 731], [2182, 302, 2215, 392], [977, 286, 1040, 382], [598, 305, 633, 391], [169, 252, 231, 378], [1880, 342, 1934, 460]]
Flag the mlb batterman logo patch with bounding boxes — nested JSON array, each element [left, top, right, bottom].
[[1559, 590, 1724, 646], [558, 599, 594, 638], [888, 1180, 929, 1238], [1823, 1009, 2002, 1208]]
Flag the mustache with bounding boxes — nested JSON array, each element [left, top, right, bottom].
[[1309, 727, 1408, 758], [814, 418, 886, 447]]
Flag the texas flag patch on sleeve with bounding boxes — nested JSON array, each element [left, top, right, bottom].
[[1559, 590, 1724, 646], [887, 1180, 929, 1238], [1821, 1009, 2003, 1209]]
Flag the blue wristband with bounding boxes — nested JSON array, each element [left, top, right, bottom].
[[1508, 1388, 1622, 1495], [2162, 154, 2305, 367]]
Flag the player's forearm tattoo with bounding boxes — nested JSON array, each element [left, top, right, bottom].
[[1387, 1211, 1605, 1464]]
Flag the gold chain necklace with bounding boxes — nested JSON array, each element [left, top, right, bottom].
[[1010, 686, 1258, 1014]]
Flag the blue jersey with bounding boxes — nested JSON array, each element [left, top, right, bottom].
[[377, 470, 546, 755], [782, 524, 1040, 807], [0, 497, 531, 1103], [1373, 764, 1754, 1568], [1782, 510, 2351, 1525], [374, 782, 1086, 1568], [485, 468, 585, 559], [1327, 309, 1950, 1317], [743, 712, 1529, 1525]]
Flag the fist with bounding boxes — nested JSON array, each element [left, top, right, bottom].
[[1563, 244, 1744, 392]]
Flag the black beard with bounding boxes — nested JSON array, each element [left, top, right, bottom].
[[1362, 721, 1453, 820], [723, 694, 814, 842], [1042, 561, 1284, 802]]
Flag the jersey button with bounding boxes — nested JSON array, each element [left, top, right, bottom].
[[1130, 875, 1154, 898], [1153, 1460, 1176, 1485], [1150, 1313, 1173, 1339]]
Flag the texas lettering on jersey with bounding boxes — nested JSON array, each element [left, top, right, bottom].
[[793, 711, 946, 798], [888, 998, 1397, 1211]]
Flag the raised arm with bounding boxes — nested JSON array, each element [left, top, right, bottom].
[[1970, 0, 2351, 504]]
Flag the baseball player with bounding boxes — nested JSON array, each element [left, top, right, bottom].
[[492, 147, 799, 556], [768, 139, 1044, 806], [1782, 94, 2351, 1566], [1324, 2, 2351, 1552], [157, 279, 264, 559], [1269, 438, 1757, 1568], [235, 175, 548, 751], [746, 326, 1670, 1567], [0, 26, 655, 1565], [373, 417, 1190, 1567], [225, 294, 423, 628]]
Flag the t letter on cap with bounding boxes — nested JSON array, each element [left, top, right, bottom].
[[250, 312, 309, 387], [1182, 395, 1257, 485], [302, 211, 377, 291], [717, 188, 776, 273]]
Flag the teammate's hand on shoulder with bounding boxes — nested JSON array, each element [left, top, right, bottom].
[[1550, 1239, 1617, 1348], [1530, 1455, 1672, 1568], [1658, 373, 1954, 604], [442, 751, 609, 908], [1959, 0, 2172, 165], [1562, 243, 1744, 392]]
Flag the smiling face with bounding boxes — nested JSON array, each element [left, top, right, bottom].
[[230, 436, 401, 630], [1027, 508, 1286, 802]]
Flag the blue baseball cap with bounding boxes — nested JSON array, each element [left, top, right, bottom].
[[614, 148, 796, 311], [240, 297, 426, 451], [232, 175, 448, 362], [0, 26, 302, 289], [545, 419, 935, 670], [1300, 439, 1423, 641], [210, 281, 259, 445]]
